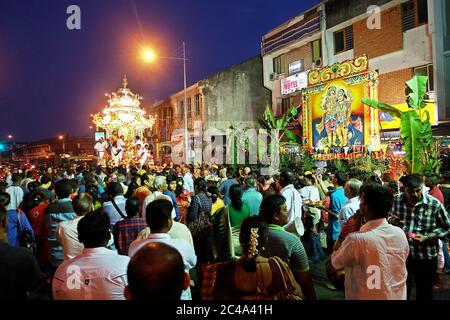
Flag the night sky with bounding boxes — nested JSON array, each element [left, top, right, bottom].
[[0, 0, 319, 142]]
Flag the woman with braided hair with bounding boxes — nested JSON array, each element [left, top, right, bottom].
[[201, 216, 303, 300]]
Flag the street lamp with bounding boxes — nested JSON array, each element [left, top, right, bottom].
[[7, 134, 14, 162], [141, 42, 189, 164], [59, 135, 66, 154]]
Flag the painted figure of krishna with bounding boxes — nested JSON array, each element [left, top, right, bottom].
[[301, 55, 380, 151]]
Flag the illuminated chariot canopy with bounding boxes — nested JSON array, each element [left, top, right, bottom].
[[92, 75, 156, 139]]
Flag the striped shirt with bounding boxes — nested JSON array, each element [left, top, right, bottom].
[[391, 193, 450, 260], [262, 224, 310, 272]]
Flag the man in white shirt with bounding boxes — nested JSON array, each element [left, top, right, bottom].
[[338, 178, 363, 226], [182, 165, 194, 195], [20, 171, 35, 190], [103, 182, 127, 229], [139, 144, 150, 168], [117, 135, 126, 164], [53, 210, 130, 300], [128, 199, 196, 300], [280, 170, 304, 238], [94, 138, 105, 165], [57, 193, 93, 260], [331, 183, 409, 300], [57, 193, 113, 260], [6, 173, 24, 210]]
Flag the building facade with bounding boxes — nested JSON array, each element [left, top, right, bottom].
[[147, 99, 175, 164], [17, 135, 95, 163], [261, 3, 324, 117], [169, 83, 203, 163], [430, 0, 450, 123], [149, 56, 270, 164], [199, 55, 271, 164], [262, 0, 449, 137]]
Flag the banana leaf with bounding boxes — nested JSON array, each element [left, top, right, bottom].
[[263, 106, 276, 128], [290, 106, 298, 117], [406, 76, 428, 110], [284, 129, 298, 143], [362, 98, 402, 118], [400, 110, 423, 173], [276, 118, 284, 129]]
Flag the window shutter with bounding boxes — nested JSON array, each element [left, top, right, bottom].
[[345, 25, 354, 50], [402, 0, 416, 31]]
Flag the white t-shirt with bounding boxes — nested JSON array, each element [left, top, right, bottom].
[[53, 247, 130, 300], [6, 186, 24, 210], [281, 184, 304, 236]]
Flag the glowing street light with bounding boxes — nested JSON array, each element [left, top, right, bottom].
[[141, 48, 156, 63], [7, 134, 12, 140]]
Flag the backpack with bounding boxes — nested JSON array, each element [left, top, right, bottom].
[[17, 210, 36, 254]]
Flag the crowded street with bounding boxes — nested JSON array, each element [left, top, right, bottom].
[[0, 0, 450, 305]]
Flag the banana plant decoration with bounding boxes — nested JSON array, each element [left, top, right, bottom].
[[362, 75, 439, 174]]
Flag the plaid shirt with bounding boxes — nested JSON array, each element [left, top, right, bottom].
[[187, 192, 212, 223], [391, 193, 450, 260], [113, 217, 147, 256]]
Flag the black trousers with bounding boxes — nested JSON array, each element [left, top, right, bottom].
[[406, 256, 437, 300]]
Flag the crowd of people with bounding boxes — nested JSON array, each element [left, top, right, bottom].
[[0, 160, 449, 300]]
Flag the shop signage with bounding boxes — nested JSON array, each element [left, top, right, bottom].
[[281, 72, 307, 95]]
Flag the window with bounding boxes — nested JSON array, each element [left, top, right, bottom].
[[194, 94, 200, 115], [288, 60, 304, 75], [414, 64, 434, 92], [402, 0, 428, 31], [179, 101, 184, 116], [273, 54, 286, 74], [187, 97, 192, 118], [282, 97, 293, 114], [334, 26, 353, 54], [167, 108, 173, 126], [311, 39, 322, 63], [416, 0, 428, 25]]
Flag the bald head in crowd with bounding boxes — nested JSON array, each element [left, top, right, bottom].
[[125, 242, 189, 300]]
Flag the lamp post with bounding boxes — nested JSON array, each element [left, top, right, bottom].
[[59, 135, 65, 154], [7, 134, 13, 161], [141, 42, 189, 164], [182, 42, 188, 165]]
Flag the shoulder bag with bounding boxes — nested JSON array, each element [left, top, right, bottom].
[[187, 195, 212, 237], [111, 198, 127, 219], [271, 256, 304, 300]]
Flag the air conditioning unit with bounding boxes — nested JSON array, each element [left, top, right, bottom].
[[312, 58, 323, 69], [269, 73, 278, 81]]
